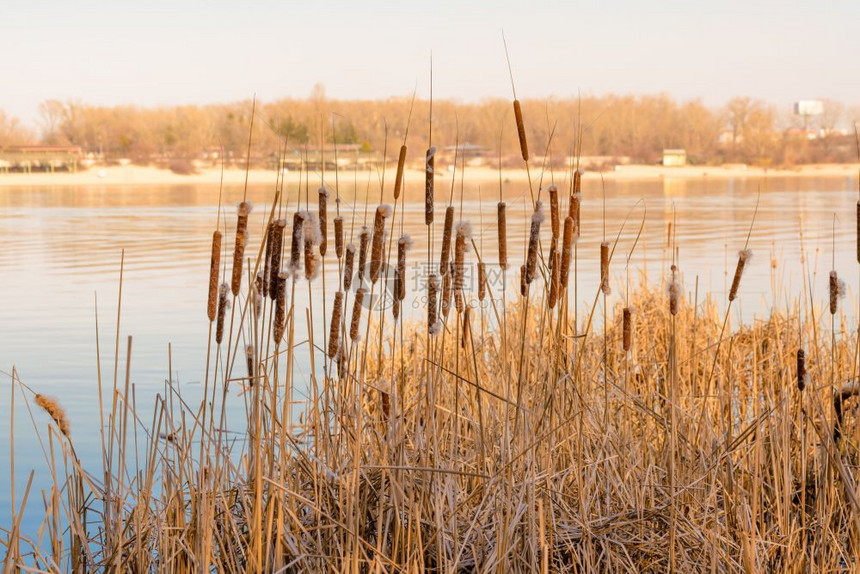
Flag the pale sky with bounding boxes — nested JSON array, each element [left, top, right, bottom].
[[2, 0, 858, 129]]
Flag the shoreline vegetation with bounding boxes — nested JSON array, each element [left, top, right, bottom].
[[0, 162, 857, 188], [5, 81, 860, 570]]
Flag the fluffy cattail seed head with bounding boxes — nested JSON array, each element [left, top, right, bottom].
[[35, 394, 70, 438], [440, 206, 454, 274], [397, 234, 412, 302], [668, 265, 680, 316], [358, 226, 370, 284], [600, 241, 611, 295], [442, 263, 452, 317], [569, 191, 581, 240], [728, 249, 752, 301], [370, 204, 392, 283], [318, 187, 329, 256], [290, 211, 305, 272], [428, 273, 441, 335], [328, 291, 344, 359], [303, 212, 321, 280], [268, 219, 286, 299], [344, 243, 356, 290], [216, 282, 230, 344], [830, 270, 845, 315], [334, 215, 344, 259], [231, 201, 253, 296], [350, 288, 366, 341], [245, 345, 255, 383], [560, 216, 574, 289], [207, 229, 222, 321], [526, 202, 544, 284]]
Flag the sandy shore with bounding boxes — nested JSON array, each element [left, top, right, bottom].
[[0, 163, 855, 188]]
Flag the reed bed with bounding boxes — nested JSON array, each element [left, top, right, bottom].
[[6, 110, 860, 574]]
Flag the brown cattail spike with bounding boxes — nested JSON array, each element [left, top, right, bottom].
[[453, 221, 471, 299], [245, 345, 255, 383], [273, 273, 287, 344], [35, 394, 70, 438], [328, 291, 344, 359], [497, 201, 508, 270], [344, 244, 356, 290], [357, 226, 370, 284], [394, 144, 407, 200], [548, 250, 560, 309], [393, 271, 402, 320], [350, 288, 366, 341], [370, 204, 392, 283], [600, 242, 611, 295], [442, 263, 452, 317], [397, 234, 412, 302], [830, 270, 844, 315], [334, 215, 344, 259], [622, 307, 633, 351], [569, 190, 581, 240], [268, 219, 286, 299], [440, 206, 454, 274], [796, 349, 806, 392], [428, 273, 441, 335], [207, 230, 222, 321], [216, 282, 230, 344], [520, 264, 527, 297], [668, 265, 680, 316], [318, 187, 329, 256], [549, 185, 560, 240], [728, 249, 752, 301], [290, 211, 305, 272], [513, 99, 529, 161], [425, 147, 436, 225], [560, 216, 574, 290], [461, 305, 471, 349], [262, 221, 274, 295], [303, 212, 321, 280], [526, 202, 544, 283], [478, 261, 487, 301], [231, 201, 253, 296]]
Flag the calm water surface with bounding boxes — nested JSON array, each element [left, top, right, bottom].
[[0, 174, 858, 539]]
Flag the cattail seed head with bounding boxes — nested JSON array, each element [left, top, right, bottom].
[[350, 288, 366, 341], [344, 243, 356, 290], [370, 204, 392, 283], [442, 263, 452, 317], [290, 211, 305, 272], [478, 261, 487, 301], [668, 265, 680, 316], [318, 187, 329, 256], [440, 206, 454, 274], [573, 168, 582, 196], [453, 221, 471, 291], [268, 219, 286, 299], [35, 394, 70, 438], [245, 345, 255, 383], [830, 270, 845, 315], [520, 264, 527, 297], [358, 226, 370, 284], [397, 234, 412, 302], [231, 201, 253, 296], [393, 272, 402, 320], [425, 147, 436, 225], [513, 99, 529, 162], [303, 212, 321, 280], [328, 291, 344, 359], [251, 280, 262, 319], [600, 242, 611, 295], [497, 201, 508, 270], [796, 349, 806, 392], [216, 282, 230, 344], [728, 249, 752, 301], [569, 190, 581, 240], [622, 306, 633, 351], [273, 273, 287, 344], [549, 185, 560, 240], [334, 215, 344, 259], [394, 144, 407, 200], [560, 216, 574, 290], [428, 273, 441, 335], [461, 305, 471, 349], [207, 229, 222, 321], [548, 250, 561, 309], [526, 202, 544, 284]]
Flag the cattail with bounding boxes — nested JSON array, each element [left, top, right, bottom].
[[268, 219, 286, 299], [303, 212, 321, 280], [428, 273, 441, 335], [216, 282, 230, 344], [344, 243, 356, 290], [357, 226, 370, 284], [796, 349, 806, 392], [520, 264, 527, 297], [478, 261, 487, 301], [442, 263, 452, 317], [440, 206, 454, 274], [497, 201, 508, 270], [560, 216, 574, 289], [513, 99, 529, 162], [549, 185, 560, 240], [370, 204, 392, 283], [273, 273, 287, 344], [600, 241, 611, 295], [393, 272, 402, 320], [453, 221, 471, 293], [461, 305, 471, 349], [569, 190, 581, 240], [350, 288, 366, 341], [397, 234, 412, 301], [380, 389, 391, 421], [318, 187, 329, 256], [829, 270, 845, 315], [290, 211, 305, 272], [34, 394, 70, 438], [526, 202, 544, 283], [573, 168, 582, 196], [728, 249, 752, 301], [245, 345, 255, 383], [207, 229, 222, 321], [668, 265, 680, 316], [262, 220, 274, 296], [666, 221, 673, 248], [622, 307, 633, 351], [548, 250, 560, 309], [328, 291, 344, 359], [425, 147, 436, 225], [250, 280, 262, 319], [334, 215, 344, 259], [231, 201, 252, 296], [394, 144, 407, 200]]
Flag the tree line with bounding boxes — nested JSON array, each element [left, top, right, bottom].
[[1, 92, 858, 168]]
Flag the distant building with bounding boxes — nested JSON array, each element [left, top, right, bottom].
[[0, 146, 83, 173], [662, 149, 687, 167]]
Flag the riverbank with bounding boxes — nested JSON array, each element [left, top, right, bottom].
[[0, 163, 856, 188]]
